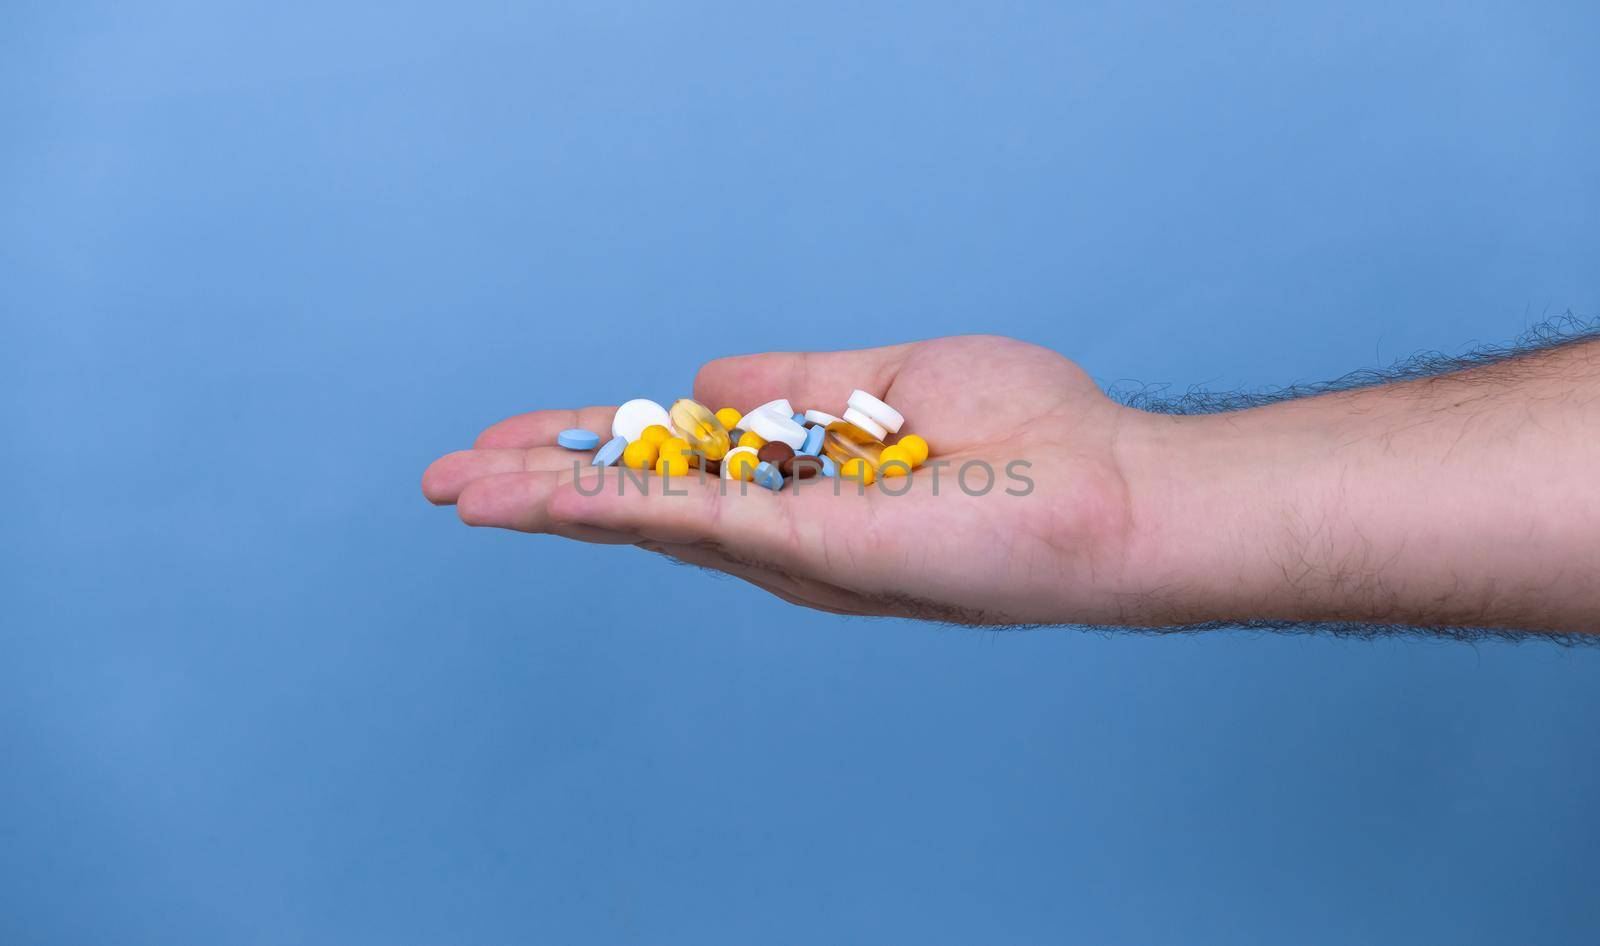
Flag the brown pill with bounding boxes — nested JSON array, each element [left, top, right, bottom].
[[786, 455, 822, 480], [757, 442, 795, 469]]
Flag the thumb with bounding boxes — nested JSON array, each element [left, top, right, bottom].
[[692, 343, 915, 418]]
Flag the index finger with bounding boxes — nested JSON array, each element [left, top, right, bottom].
[[473, 405, 618, 449]]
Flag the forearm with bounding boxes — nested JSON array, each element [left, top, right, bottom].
[[1120, 340, 1600, 633]]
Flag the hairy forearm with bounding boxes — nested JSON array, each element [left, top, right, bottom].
[[1120, 339, 1600, 633]]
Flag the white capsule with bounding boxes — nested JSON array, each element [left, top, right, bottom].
[[744, 407, 807, 449], [847, 389, 904, 434], [611, 398, 672, 442], [841, 406, 888, 441]]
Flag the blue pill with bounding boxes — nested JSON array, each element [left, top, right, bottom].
[[591, 435, 627, 466], [819, 455, 837, 478], [799, 425, 824, 456], [791, 412, 806, 425], [558, 428, 601, 451], [753, 461, 784, 491]]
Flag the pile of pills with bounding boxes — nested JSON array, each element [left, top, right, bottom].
[[556, 390, 931, 491]]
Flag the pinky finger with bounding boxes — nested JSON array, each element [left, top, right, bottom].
[[457, 469, 633, 547]]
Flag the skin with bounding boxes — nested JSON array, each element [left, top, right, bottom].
[[422, 334, 1600, 634]]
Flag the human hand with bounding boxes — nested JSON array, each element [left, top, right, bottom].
[[422, 335, 1157, 624]]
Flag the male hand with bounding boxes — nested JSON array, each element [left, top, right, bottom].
[[422, 336, 1149, 624]]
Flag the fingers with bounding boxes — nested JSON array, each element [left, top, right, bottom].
[[473, 405, 617, 449], [692, 344, 916, 416], [424, 404, 616, 505], [423, 447, 599, 505], [456, 466, 830, 578]]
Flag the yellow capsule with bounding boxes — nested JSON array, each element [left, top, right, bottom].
[[668, 398, 731, 462], [878, 444, 914, 478], [715, 407, 743, 430], [822, 420, 884, 469], [639, 424, 671, 447], [896, 434, 929, 466], [738, 430, 767, 450], [840, 457, 876, 485], [655, 452, 690, 478], [622, 439, 658, 469], [724, 448, 760, 481]]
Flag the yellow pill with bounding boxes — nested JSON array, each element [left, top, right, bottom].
[[715, 407, 743, 430], [738, 430, 767, 450], [840, 457, 876, 485], [896, 434, 929, 466], [622, 439, 658, 469], [724, 448, 760, 481], [639, 424, 671, 447], [655, 452, 690, 478], [878, 444, 914, 478]]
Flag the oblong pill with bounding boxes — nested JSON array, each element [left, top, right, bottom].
[[591, 435, 628, 466], [668, 398, 731, 461], [799, 424, 824, 457], [558, 428, 602, 451]]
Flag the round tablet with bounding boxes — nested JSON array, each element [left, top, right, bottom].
[[743, 408, 807, 449], [611, 398, 672, 442], [841, 406, 888, 441], [750, 398, 793, 419], [721, 445, 759, 480], [591, 435, 628, 466], [803, 409, 841, 427], [757, 441, 795, 468], [558, 428, 602, 451], [847, 389, 904, 434]]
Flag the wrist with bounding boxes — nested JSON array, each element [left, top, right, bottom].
[[1113, 402, 1344, 627]]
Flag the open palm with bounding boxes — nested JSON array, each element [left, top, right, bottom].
[[423, 335, 1146, 624]]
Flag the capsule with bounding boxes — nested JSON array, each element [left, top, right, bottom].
[[821, 420, 884, 470], [668, 398, 731, 462]]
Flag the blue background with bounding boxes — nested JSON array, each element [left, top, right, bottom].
[[5, 1, 1599, 943]]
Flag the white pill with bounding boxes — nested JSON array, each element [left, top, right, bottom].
[[750, 398, 793, 419], [611, 398, 672, 442], [744, 407, 807, 449], [847, 389, 904, 434], [803, 409, 841, 427], [721, 445, 759, 479], [841, 406, 888, 441]]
